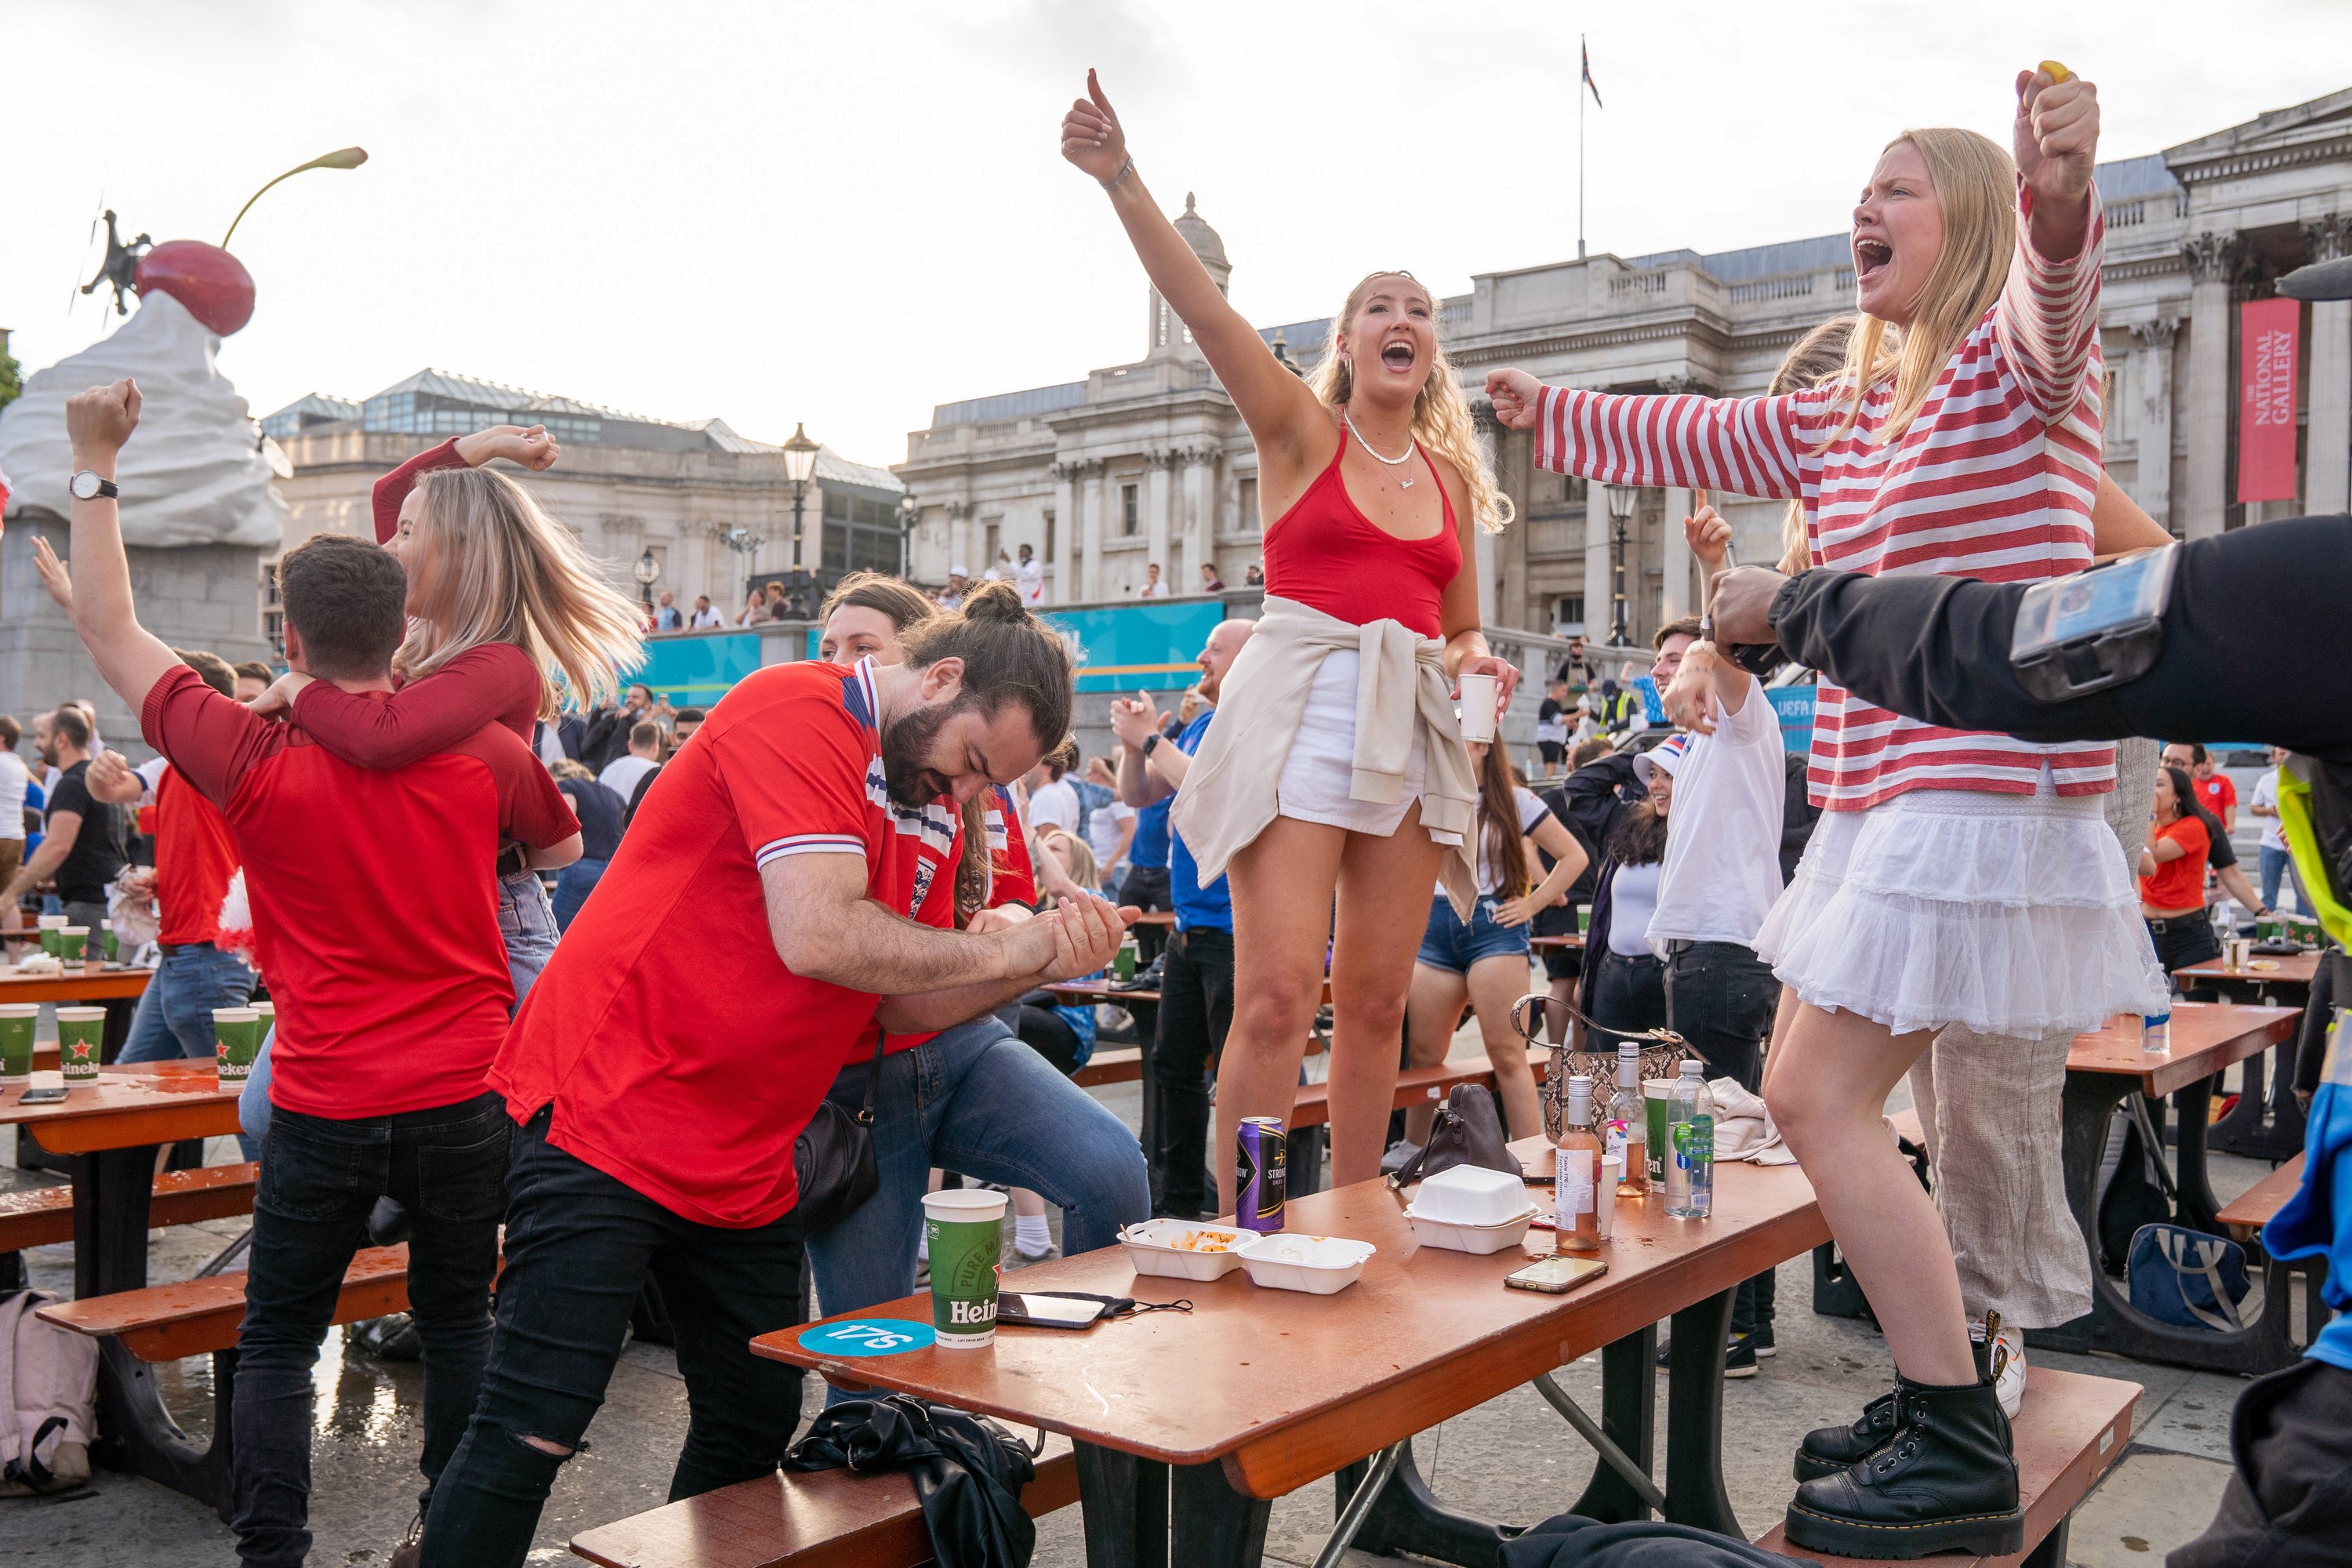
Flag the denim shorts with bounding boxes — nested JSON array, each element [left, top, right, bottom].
[[1416, 892, 1532, 974]]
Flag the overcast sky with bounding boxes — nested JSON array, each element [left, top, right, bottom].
[[9, 0, 2351, 466]]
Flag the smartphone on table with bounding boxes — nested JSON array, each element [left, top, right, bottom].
[[1504, 1254, 1608, 1294]]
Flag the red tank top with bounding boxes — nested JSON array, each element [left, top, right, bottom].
[[1261, 430, 1461, 638]]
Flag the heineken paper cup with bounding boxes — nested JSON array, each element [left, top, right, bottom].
[[922, 1189, 1007, 1348], [1642, 1079, 1678, 1187], [213, 1008, 261, 1083], [59, 927, 89, 963], [102, 921, 117, 962], [0, 1004, 37, 1083], [54, 1007, 107, 1083], [38, 914, 67, 956]]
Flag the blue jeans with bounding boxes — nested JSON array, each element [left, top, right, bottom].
[[549, 858, 607, 932], [119, 944, 257, 1064], [242, 877, 553, 1156], [1415, 893, 1534, 973], [804, 1013, 1149, 1369], [419, 1107, 808, 1568], [232, 1091, 510, 1567], [2260, 845, 2305, 916]]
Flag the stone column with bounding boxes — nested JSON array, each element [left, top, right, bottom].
[[1583, 488, 1613, 644], [1144, 449, 1174, 587], [1470, 401, 1502, 625], [1048, 462, 1078, 603], [1185, 445, 1218, 585], [2304, 216, 2352, 517], [2182, 231, 2241, 541], [1660, 485, 1693, 621], [2130, 319, 2179, 531], [1082, 459, 1109, 601]]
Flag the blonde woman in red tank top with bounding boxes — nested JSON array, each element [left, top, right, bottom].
[[1064, 74, 1519, 1207]]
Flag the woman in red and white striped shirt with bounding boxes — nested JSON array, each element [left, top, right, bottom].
[[1491, 70, 2164, 1559]]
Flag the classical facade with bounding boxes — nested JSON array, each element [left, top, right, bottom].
[[898, 90, 2352, 648], [263, 369, 902, 648]]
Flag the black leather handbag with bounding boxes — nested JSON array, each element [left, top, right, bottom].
[[1387, 1083, 1526, 1185], [794, 1031, 887, 1234]]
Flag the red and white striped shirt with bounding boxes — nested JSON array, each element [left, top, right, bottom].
[[1533, 188, 2113, 811]]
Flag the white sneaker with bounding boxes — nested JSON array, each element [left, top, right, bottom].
[[1989, 1327, 2027, 1419]]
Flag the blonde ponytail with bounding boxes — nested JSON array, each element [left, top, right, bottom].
[[1306, 272, 1515, 535]]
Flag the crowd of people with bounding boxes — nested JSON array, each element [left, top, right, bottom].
[[4, 55, 2347, 1568]]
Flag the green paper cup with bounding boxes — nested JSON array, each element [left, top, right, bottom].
[[102, 921, 118, 962], [923, 1189, 1007, 1348], [0, 1004, 37, 1083], [213, 1008, 261, 1083], [1642, 1078, 1678, 1187], [59, 927, 89, 963], [55, 1007, 106, 1083], [38, 915, 67, 956], [1577, 907, 1592, 933]]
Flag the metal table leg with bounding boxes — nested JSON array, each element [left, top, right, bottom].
[[71, 1143, 160, 1298], [1334, 1438, 1514, 1566], [1170, 1457, 1272, 1568], [1661, 1287, 1741, 1535], [1076, 1442, 1168, 1568], [1569, 1325, 1658, 1521]]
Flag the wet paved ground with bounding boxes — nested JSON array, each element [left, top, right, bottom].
[[2, 1056, 2281, 1566]]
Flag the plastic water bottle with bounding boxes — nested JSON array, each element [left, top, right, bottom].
[[2142, 1010, 2172, 1054], [1664, 1062, 1715, 1219]]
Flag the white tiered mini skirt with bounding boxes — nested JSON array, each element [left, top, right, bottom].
[[1755, 777, 2166, 1039]]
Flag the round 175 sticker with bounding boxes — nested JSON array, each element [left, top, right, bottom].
[[797, 1319, 936, 1357]]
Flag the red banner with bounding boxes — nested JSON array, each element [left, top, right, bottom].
[[2238, 297, 2301, 503]]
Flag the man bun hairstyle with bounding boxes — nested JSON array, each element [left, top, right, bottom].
[[173, 648, 238, 699], [279, 534, 408, 681], [898, 578, 1075, 750]]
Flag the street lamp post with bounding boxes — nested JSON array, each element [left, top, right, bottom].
[[717, 525, 767, 604], [781, 423, 822, 575], [633, 548, 661, 620], [1605, 484, 1636, 647], [896, 494, 920, 579]]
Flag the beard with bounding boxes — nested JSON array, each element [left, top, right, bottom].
[[880, 702, 956, 808]]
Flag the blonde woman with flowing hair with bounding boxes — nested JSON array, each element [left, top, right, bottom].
[[1064, 72, 1521, 1214], [258, 423, 643, 1007], [1490, 69, 2165, 1556]]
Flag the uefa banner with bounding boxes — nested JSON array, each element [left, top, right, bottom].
[[2238, 296, 2301, 503]]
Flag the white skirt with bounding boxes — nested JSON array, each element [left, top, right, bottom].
[[1755, 778, 2166, 1039], [1275, 649, 1461, 844]]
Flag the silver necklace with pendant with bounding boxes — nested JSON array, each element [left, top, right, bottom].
[[1344, 407, 1417, 488]]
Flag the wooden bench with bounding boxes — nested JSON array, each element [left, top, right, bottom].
[[37, 1244, 411, 1362], [1070, 1047, 1142, 1088], [0, 1160, 261, 1254], [1288, 1047, 1548, 1129], [571, 1435, 1081, 1568], [1755, 1366, 2138, 1568], [2218, 1153, 2305, 1240]]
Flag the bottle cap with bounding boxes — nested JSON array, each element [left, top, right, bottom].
[[1679, 1060, 1704, 1076]]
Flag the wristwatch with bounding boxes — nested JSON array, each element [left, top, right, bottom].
[[69, 470, 119, 501], [1142, 733, 1161, 758]]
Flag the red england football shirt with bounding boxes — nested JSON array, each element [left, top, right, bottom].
[[143, 666, 578, 1119], [152, 764, 240, 947], [492, 659, 962, 1228]]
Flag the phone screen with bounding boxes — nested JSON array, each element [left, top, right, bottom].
[[1504, 1255, 1609, 1293], [17, 1087, 68, 1105], [1004, 1294, 1109, 1327]]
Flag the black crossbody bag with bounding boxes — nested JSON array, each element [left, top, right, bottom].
[[794, 1030, 887, 1233]]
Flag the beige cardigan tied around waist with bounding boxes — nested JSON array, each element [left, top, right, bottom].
[[1168, 594, 1481, 918]]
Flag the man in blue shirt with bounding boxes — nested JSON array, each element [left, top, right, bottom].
[[1112, 619, 1253, 1219]]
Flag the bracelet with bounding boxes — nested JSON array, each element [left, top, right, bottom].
[[1101, 154, 1134, 192]]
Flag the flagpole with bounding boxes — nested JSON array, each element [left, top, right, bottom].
[[1577, 33, 1587, 260]]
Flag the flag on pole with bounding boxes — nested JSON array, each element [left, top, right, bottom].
[[1581, 38, 1602, 109]]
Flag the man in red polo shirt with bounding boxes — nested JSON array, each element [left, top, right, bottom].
[[58, 379, 583, 1568], [423, 582, 1131, 1567]]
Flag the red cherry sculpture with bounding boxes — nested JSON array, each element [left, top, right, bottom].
[[135, 241, 256, 336]]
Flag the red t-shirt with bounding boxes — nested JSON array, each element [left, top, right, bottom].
[[2140, 815, 2212, 911], [2196, 773, 2237, 822], [292, 641, 542, 764], [152, 764, 240, 948], [492, 659, 961, 1228], [142, 666, 578, 1119]]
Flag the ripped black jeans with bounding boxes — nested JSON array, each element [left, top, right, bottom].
[[419, 1107, 808, 1568]]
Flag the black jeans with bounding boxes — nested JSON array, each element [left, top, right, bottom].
[[1153, 927, 1234, 1218], [1664, 940, 1780, 1336], [1120, 863, 1172, 964], [419, 1107, 808, 1568], [1588, 949, 1667, 1040], [233, 1091, 510, 1568]]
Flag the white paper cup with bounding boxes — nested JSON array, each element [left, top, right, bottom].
[[1457, 673, 1501, 743], [1596, 1156, 1621, 1240]]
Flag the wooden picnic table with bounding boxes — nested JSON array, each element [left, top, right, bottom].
[[2176, 949, 2325, 1160], [0, 1061, 245, 1509], [757, 1138, 1829, 1566], [1529, 933, 1585, 952], [2034, 1002, 2303, 1375]]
